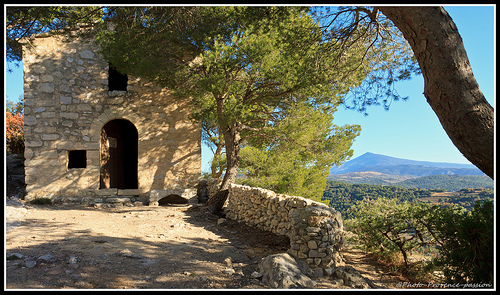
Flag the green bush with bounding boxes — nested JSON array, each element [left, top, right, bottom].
[[345, 198, 432, 271], [347, 197, 494, 285], [425, 200, 494, 285]]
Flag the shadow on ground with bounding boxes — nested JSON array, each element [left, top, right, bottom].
[[5, 203, 289, 289]]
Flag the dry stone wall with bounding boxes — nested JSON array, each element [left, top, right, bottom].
[[207, 180, 345, 277], [22, 32, 201, 205]]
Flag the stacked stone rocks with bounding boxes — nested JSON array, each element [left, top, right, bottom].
[[21, 31, 201, 205], [208, 182, 345, 276]]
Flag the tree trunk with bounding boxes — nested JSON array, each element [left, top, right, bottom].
[[206, 123, 241, 214], [210, 139, 225, 179], [399, 244, 409, 273], [377, 6, 494, 179]]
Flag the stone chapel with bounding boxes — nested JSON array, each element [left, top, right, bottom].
[[21, 31, 202, 206]]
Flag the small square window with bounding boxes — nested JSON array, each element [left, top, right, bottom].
[[68, 150, 87, 169], [108, 64, 128, 91]]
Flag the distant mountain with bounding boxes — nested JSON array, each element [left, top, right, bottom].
[[330, 152, 484, 177], [327, 172, 494, 191]]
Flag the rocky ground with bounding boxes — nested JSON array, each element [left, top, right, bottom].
[[5, 198, 403, 290], [5, 199, 286, 289], [5, 154, 402, 290]]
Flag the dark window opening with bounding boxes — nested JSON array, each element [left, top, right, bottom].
[[108, 64, 128, 91], [68, 150, 87, 169]]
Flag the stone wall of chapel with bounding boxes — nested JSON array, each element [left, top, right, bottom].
[[22, 33, 201, 204]]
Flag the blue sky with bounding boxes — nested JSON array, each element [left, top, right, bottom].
[[4, 5, 495, 172], [329, 5, 495, 166]]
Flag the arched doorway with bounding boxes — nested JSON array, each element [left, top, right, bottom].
[[100, 119, 138, 189]]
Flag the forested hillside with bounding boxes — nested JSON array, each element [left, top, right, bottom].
[[396, 174, 494, 191], [322, 180, 430, 212], [328, 173, 493, 192], [322, 180, 494, 214]]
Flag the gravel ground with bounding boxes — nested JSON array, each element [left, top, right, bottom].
[[6, 199, 352, 289]]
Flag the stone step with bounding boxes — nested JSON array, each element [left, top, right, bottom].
[[105, 197, 132, 204]]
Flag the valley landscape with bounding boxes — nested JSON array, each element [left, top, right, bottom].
[[328, 152, 493, 190], [324, 152, 494, 212]]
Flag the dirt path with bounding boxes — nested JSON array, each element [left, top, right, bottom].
[[5, 199, 403, 289], [341, 246, 403, 289]]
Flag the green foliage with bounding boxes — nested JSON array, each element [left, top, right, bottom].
[[96, 7, 313, 98], [239, 104, 360, 201], [6, 100, 24, 114], [397, 174, 494, 191], [6, 6, 104, 65], [478, 189, 494, 198], [440, 190, 493, 211], [424, 200, 494, 284], [97, 7, 368, 191], [322, 180, 423, 212], [183, 9, 359, 128], [346, 198, 432, 270], [346, 194, 494, 284], [96, 6, 420, 201]]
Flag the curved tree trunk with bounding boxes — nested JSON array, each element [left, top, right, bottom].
[[377, 6, 494, 179], [206, 123, 241, 214]]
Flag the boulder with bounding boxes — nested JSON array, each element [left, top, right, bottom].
[[258, 253, 315, 289], [334, 265, 372, 289]]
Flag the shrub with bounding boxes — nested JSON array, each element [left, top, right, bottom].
[[347, 197, 494, 285], [426, 200, 494, 285], [6, 101, 24, 155], [345, 198, 432, 272]]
